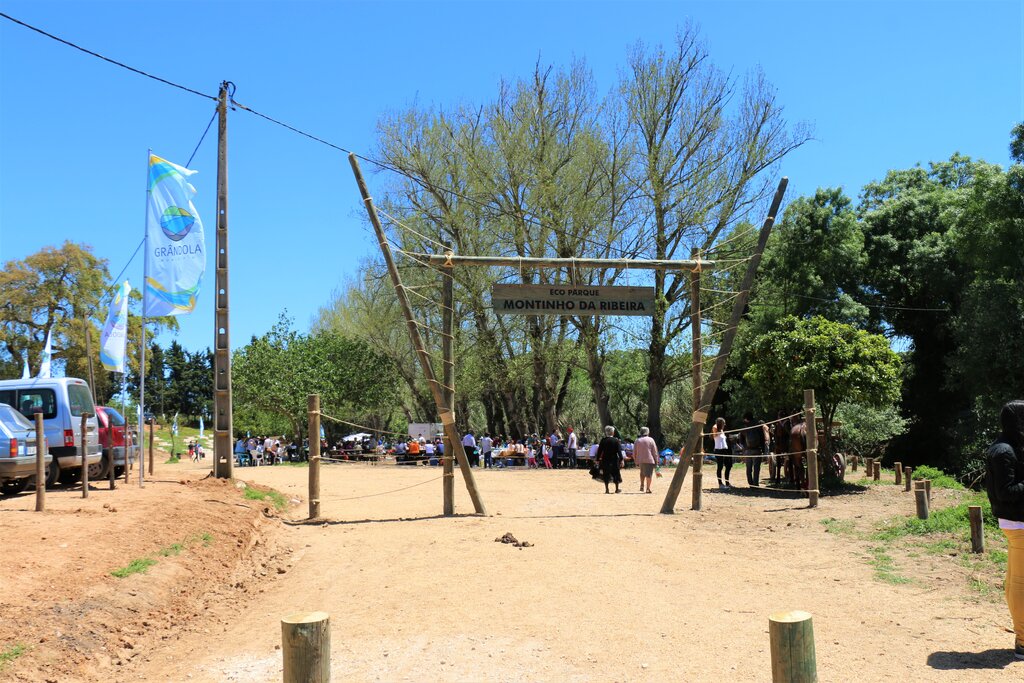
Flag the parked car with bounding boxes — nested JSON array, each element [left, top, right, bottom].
[[96, 405, 138, 478], [0, 402, 51, 495], [0, 377, 102, 487]]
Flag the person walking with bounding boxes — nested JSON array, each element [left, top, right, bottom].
[[462, 430, 477, 467], [597, 425, 623, 494], [566, 427, 578, 468], [634, 427, 658, 493], [986, 400, 1024, 660], [712, 417, 733, 489]]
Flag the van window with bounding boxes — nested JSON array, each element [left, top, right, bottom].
[[67, 384, 95, 418], [10, 389, 58, 420], [102, 407, 126, 426]]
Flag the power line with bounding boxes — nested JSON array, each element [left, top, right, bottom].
[[186, 107, 219, 167], [0, 11, 216, 101]]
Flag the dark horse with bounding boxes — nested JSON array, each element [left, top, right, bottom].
[[787, 419, 809, 488]]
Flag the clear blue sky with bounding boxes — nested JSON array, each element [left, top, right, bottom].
[[1, 0, 1021, 355]]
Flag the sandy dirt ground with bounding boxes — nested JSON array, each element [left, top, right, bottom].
[[0, 455, 1019, 682]]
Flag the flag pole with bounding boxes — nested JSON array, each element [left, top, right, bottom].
[[138, 150, 150, 488]]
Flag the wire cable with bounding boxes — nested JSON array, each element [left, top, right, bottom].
[[0, 11, 216, 101], [186, 107, 218, 167]]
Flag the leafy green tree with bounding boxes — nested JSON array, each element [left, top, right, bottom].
[[744, 316, 901, 456], [834, 402, 907, 460]]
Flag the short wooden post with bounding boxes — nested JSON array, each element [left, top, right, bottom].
[[81, 413, 90, 498], [924, 479, 932, 503], [851, 455, 857, 472], [969, 505, 984, 553], [34, 412, 45, 512], [308, 394, 321, 520], [865, 458, 874, 479], [769, 610, 817, 682], [914, 481, 929, 520], [873, 461, 881, 481], [903, 466, 912, 492], [894, 462, 902, 485], [804, 390, 819, 507], [281, 611, 330, 682]]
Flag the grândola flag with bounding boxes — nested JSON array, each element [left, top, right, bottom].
[[100, 280, 132, 372], [144, 154, 206, 316]]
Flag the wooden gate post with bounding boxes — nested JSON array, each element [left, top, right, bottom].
[[308, 395, 321, 520], [769, 610, 817, 682], [803, 390, 819, 507], [969, 505, 985, 553], [81, 413, 90, 498], [35, 412, 45, 512], [281, 611, 330, 682]]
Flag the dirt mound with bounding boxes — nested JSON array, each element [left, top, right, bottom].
[[0, 475, 290, 682]]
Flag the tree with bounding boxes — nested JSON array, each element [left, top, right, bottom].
[[744, 316, 902, 457]]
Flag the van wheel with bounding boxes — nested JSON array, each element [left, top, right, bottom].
[[59, 468, 81, 486], [89, 455, 109, 481], [45, 461, 60, 489], [1, 479, 29, 496], [113, 466, 124, 478]]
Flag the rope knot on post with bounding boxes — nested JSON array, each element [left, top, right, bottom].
[[443, 251, 454, 268]]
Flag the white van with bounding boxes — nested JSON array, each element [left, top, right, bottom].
[[0, 377, 102, 487]]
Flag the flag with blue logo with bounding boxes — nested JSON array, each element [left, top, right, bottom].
[[37, 329, 53, 378], [172, 413, 179, 436], [100, 280, 132, 372], [199, 415, 204, 441], [144, 154, 206, 316]]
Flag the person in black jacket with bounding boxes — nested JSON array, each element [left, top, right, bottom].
[[597, 425, 623, 494], [985, 400, 1024, 660]]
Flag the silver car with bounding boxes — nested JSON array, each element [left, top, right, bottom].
[[0, 403, 51, 496]]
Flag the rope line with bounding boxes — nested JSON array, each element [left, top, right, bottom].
[[0, 12, 217, 100], [701, 410, 805, 437], [324, 475, 445, 501], [318, 411, 409, 439]]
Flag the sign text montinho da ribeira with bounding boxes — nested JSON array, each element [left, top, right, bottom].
[[491, 284, 656, 316]]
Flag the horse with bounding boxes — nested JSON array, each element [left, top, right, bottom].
[[788, 419, 808, 488]]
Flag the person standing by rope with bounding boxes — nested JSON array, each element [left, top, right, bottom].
[[712, 417, 733, 490], [985, 400, 1024, 660]]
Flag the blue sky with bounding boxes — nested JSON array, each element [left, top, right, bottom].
[[1, 0, 1021, 355]]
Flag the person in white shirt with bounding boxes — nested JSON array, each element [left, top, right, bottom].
[[462, 431, 477, 467], [566, 428, 578, 468], [480, 433, 493, 468]]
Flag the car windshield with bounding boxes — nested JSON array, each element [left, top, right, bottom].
[[102, 407, 126, 426], [0, 404, 33, 430]]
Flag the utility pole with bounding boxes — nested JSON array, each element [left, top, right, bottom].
[[442, 246, 455, 516], [212, 81, 233, 479]]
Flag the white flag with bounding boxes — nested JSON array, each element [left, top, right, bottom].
[[37, 329, 52, 379], [100, 280, 132, 373], [199, 415, 204, 441], [144, 154, 205, 316], [21, 355, 29, 379], [172, 412, 179, 436]]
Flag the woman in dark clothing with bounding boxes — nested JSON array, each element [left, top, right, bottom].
[[597, 425, 623, 494], [985, 400, 1024, 660]]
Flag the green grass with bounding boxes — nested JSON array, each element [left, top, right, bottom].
[[279, 461, 309, 467], [189, 531, 213, 547], [111, 557, 157, 578], [242, 486, 289, 511], [820, 517, 856, 535], [164, 455, 181, 464], [873, 493, 996, 541], [158, 542, 183, 557], [867, 546, 913, 585], [911, 465, 964, 490], [0, 645, 25, 669]]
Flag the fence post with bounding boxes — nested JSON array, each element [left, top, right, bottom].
[[914, 481, 929, 519], [873, 461, 881, 481], [903, 466, 912, 492], [969, 505, 985, 553], [35, 412, 46, 512], [769, 610, 817, 682], [81, 413, 90, 498], [894, 462, 902, 485], [308, 394, 321, 520], [803, 390, 819, 507], [281, 611, 330, 682]]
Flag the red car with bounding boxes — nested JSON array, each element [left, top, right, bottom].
[[95, 406, 137, 478]]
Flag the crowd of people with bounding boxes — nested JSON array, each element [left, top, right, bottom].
[[233, 435, 298, 466]]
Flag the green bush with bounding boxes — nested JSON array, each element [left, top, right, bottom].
[[911, 465, 963, 490], [874, 493, 996, 540]]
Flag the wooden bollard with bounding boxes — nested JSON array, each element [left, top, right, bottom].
[[903, 467, 912, 492], [914, 481, 929, 520], [873, 461, 881, 481], [894, 462, 902, 485], [969, 505, 985, 553], [81, 414, 90, 499], [865, 458, 874, 479], [924, 479, 932, 503], [769, 610, 817, 682], [281, 611, 330, 682], [851, 455, 858, 472], [34, 412, 45, 512]]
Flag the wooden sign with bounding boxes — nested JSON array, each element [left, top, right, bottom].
[[491, 284, 655, 316]]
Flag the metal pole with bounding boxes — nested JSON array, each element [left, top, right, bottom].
[[661, 178, 788, 513], [213, 81, 234, 479], [690, 248, 703, 510], [348, 153, 486, 515], [442, 246, 455, 517]]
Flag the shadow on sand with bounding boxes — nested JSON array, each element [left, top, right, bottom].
[[927, 649, 1017, 671]]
